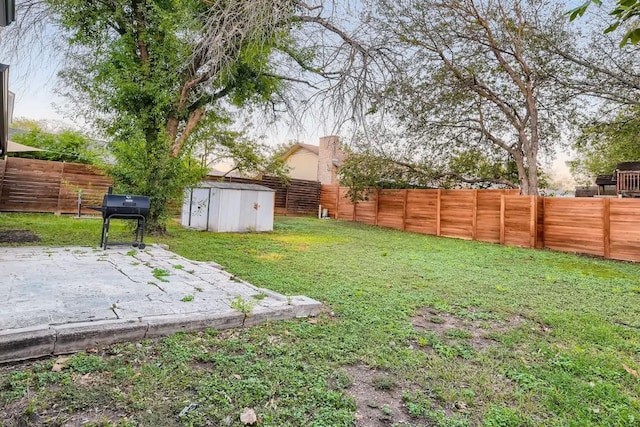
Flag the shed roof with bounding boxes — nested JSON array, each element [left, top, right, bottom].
[[196, 182, 275, 192], [595, 175, 616, 186]]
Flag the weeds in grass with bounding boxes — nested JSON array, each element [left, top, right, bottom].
[[181, 295, 194, 302], [68, 353, 107, 374], [444, 329, 473, 340], [152, 268, 170, 282], [372, 376, 397, 390], [231, 296, 255, 316]]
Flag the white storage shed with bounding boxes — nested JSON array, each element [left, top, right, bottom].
[[181, 182, 275, 232]]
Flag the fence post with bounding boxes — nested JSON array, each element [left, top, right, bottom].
[[284, 185, 289, 216], [335, 185, 340, 220], [472, 189, 478, 240], [541, 197, 547, 250], [604, 198, 611, 259], [436, 189, 442, 236], [500, 193, 506, 245], [402, 189, 408, 231], [529, 196, 537, 248], [0, 158, 6, 207], [374, 188, 379, 226], [55, 162, 66, 215]]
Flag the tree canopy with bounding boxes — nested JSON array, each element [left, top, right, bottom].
[[10, 0, 380, 231], [44, 0, 283, 230], [338, 126, 520, 202], [569, 106, 640, 184], [10, 121, 103, 165], [358, 0, 576, 196]]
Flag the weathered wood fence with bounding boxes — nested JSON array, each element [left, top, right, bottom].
[[321, 185, 640, 263], [0, 157, 112, 215], [0, 158, 321, 217]]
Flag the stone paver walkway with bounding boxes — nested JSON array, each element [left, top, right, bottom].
[[0, 245, 320, 363]]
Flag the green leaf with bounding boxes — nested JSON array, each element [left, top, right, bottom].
[[620, 27, 640, 46], [568, 5, 589, 21], [567, 0, 603, 21], [604, 22, 621, 34]]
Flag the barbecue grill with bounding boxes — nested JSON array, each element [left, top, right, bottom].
[[90, 192, 150, 250]]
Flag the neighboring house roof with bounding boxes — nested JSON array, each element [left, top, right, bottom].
[[207, 168, 250, 179], [281, 143, 319, 160]]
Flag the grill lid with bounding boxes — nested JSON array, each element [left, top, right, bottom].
[[101, 194, 150, 218]]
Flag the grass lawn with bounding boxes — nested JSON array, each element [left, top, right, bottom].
[[1, 213, 639, 426]]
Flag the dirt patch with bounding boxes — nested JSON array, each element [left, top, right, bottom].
[[0, 397, 129, 427], [412, 308, 524, 351], [343, 365, 413, 427], [0, 230, 41, 243]]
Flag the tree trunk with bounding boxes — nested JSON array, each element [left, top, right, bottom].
[[524, 139, 539, 196], [524, 88, 540, 196], [512, 149, 530, 195], [525, 164, 538, 196]]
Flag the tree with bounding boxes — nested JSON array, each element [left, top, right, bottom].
[[338, 126, 519, 202], [190, 124, 289, 180], [554, 4, 640, 184], [569, 0, 640, 46], [553, 2, 640, 106], [368, 0, 576, 196], [10, 0, 384, 232], [568, 106, 640, 184], [40, 0, 286, 231], [10, 122, 104, 165]]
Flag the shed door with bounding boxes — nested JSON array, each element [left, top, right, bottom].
[[239, 190, 260, 231], [255, 191, 274, 231], [186, 188, 211, 230]]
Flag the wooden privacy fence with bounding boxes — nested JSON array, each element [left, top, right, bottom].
[[0, 158, 321, 217], [321, 185, 640, 263], [0, 157, 112, 215]]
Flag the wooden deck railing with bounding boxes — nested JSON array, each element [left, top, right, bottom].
[[617, 171, 640, 195]]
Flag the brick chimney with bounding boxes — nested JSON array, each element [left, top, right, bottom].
[[317, 135, 342, 185]]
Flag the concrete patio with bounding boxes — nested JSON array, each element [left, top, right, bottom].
[[0, 245, 321, 363]]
